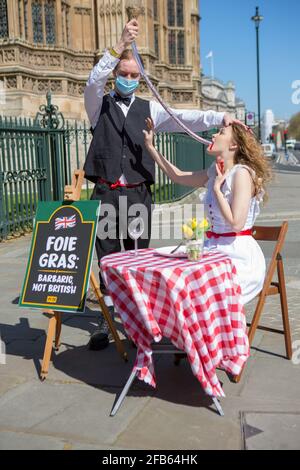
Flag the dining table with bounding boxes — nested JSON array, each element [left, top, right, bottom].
[[100, 247, 250, 416]]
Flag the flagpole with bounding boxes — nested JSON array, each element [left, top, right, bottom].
[[206, 51, 214, 79]]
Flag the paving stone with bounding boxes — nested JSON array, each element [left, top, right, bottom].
[[242, 412, 300, 450], [0, 380, 151, 446]]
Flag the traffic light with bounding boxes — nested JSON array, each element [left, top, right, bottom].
[[284, 130, 288, 141], [269, 133, 275, 142]]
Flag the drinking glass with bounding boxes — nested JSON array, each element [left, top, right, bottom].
[[128, 217, 145, 256]]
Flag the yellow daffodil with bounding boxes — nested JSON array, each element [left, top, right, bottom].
[[182, 224, 194, 239], [191, 218, 198, 230], [198, 218, 210, 230]]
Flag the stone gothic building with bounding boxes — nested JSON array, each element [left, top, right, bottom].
[[201, 76, 246, 122], [0, 0, 202, 121]]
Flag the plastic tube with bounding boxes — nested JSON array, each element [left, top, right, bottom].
[[132, 42, 212, 146]]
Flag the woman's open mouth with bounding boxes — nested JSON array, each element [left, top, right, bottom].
[[208, 138, 215, 151]]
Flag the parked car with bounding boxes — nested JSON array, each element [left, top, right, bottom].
[[262, 143, 275, 159], [286, 139, 296, 149], [294, 142, 300, 151]]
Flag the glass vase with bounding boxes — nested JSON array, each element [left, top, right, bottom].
[[185, 238, 204, 261]]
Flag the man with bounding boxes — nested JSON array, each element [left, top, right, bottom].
[[84, 19, 238, 349]]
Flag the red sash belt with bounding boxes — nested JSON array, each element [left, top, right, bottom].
[[98, 177, 143, 189], [206, 229, 252, 239]]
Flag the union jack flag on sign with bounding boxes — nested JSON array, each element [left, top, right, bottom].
[[55, 214, 76, 230]]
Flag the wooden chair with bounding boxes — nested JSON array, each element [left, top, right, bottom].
[[232, 221, 292, 383]]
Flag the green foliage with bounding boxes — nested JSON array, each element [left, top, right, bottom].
[[288, 112, 300, 140]]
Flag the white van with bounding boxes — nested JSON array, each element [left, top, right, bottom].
[[286, 139, 296, 149], [262, 143, 274, 159]]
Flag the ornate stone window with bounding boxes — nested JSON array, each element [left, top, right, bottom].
[[167, 0, 175, 26], [0, 0, 9, 39], [153, 0, 159, 59], [44, 0, 56, 45], [32, 1, 44, 43], [168, 30, 176, 64], [167, 0, 185, 65], [32, 0, 56, 45], [176, 0, 184, 27], [154, 25, 159, 58], [177, 31, 185, 64]]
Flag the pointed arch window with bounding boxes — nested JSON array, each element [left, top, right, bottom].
[[168, 0, 175, 26], [177, 31, 185, 64], [168, 30, 176, 64], [45, 0, 56, 45], [0, 0, 9, 39], [168, 0, 184, 27], [32, 0, 56, 45], [32, 0, 43, 43], [167, 0, 185, 65]]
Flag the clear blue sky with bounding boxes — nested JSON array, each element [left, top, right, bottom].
[[200, 0, 300, 120]]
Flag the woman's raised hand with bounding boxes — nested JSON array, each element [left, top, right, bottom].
[[213, 163, 229, 194], [143, 117, 155, 149]]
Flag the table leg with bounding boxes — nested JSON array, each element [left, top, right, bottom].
[[110, 368, 138, 417], [212, 397, 224, 416]]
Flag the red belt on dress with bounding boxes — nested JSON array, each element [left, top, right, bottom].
[[98, 177, 144, 190], [206, 229, 252, 239]]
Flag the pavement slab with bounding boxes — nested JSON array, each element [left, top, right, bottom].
[[242, 412, 300, 450]]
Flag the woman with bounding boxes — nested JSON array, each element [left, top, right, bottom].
[[143, 119, 272, 304]]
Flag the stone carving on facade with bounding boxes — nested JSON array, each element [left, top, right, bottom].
[[63, 55, 94, 73], [3, 50, 16, 63], [49, 55, 61, 67], [5, 76, 17, 89], [74, 7, 91, 16], [21, 75, 63, 94], [67, 80, 86, 96], [171, 91, 193, 103]]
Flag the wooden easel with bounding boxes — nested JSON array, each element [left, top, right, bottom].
[[40, 170, 128, 380]]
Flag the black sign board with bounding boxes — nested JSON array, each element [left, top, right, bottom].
[[19, 201, 100, 313]]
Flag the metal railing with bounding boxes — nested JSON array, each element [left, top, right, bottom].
[[0, 93, 215, 240]]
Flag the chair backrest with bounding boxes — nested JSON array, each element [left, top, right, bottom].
[[252, 221, 288, 296]]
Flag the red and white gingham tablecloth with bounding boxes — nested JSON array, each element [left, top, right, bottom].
[[101, 248, 250, 397]]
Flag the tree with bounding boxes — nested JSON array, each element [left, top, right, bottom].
[[288, 112, 300, 140]]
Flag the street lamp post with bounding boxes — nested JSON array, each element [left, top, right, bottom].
[[251, 6, 263, 142]]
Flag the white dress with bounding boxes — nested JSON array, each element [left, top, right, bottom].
[[202, 163, 266, 305]]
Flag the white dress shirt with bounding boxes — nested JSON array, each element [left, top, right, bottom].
[[84, 49, 225, 184]]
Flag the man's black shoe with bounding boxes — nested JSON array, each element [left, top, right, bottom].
[[87, 307, 114, 350], [88, 330, 110, 350]]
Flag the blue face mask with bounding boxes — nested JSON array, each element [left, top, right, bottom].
[[115, 76, 139, 97]]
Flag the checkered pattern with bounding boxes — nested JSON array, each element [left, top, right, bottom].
[[101, 249, 249, 397]]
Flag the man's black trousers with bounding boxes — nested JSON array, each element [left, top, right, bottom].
[[91, 181, 153, 292]]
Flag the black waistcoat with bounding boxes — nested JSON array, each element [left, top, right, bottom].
[[83, 94, 155, 184]]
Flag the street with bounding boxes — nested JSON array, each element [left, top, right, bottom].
[[0, 161, 299, 450]]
